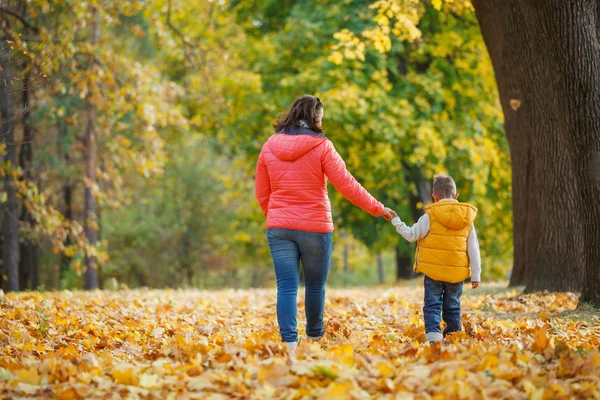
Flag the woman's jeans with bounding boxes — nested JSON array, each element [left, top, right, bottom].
[[267, 228, 333, 343], [423, 276, 463, 342]]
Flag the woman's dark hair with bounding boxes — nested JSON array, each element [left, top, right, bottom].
[[273, 95, 324, 134]]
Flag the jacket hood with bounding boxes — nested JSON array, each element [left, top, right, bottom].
[[426, 201, 478, 230], [267, 131, 326, 161]]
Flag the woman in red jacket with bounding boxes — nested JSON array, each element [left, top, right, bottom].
[[255, 95, 396, 349]]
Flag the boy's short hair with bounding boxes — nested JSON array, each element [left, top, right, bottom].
[[432, 175, 457, 198]]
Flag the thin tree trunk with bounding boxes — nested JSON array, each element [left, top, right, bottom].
[[395, 246, 413, 280], [343, 244, 349, 274], [473, 0, 585, 293], [377, 253, 384, 284], [83, 11, 100, 290], [343, 245, 350, 286], [341, 231, 349, 286], [19, 53, 38, 290], [57, 119, 72, 285], [60, 160, 72, 283], [96, 203, 103, 289], [0, 206, 3, 290], [395, 166, 428, 281], [180, 230, 193, 287], [298, 263, 304, 286], [0, 27, 19, 292]]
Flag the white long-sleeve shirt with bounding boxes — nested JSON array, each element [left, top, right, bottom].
[[391, 199, 482, 282]]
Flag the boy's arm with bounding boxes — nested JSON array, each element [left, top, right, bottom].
[[391, 214, 430, 242], [468, 223, 481, 284]]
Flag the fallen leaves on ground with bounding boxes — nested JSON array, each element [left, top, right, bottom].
[[0, 285, 598, 399]]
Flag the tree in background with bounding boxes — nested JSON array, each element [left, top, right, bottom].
[[232, 0, 511, 282], [0, 0, 526, 291], [0, 11, 19, 292], [344, 0, 599, 305], [0, 0, 182, 290]]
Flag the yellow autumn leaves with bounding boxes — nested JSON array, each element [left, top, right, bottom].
[[0, 286, 598, 399]]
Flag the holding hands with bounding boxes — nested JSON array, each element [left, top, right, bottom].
[[381, 207, 398, 221]]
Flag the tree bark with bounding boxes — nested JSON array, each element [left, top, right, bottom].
[[528, 0, 600, 307], [473, 0, 585, 293], [19, 54, 38, 290], [83, 11, 100, 290], [0, 26, 19, 292]]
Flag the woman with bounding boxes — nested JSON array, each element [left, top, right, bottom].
[[255, 95, 396, 349]]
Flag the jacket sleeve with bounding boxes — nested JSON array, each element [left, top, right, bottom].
[[255, 149, 271, 217], [391, 214, 430, 242], [467, 223, 482, 282], [321, 140, 384, 217]]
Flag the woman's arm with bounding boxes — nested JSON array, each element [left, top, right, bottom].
[[255, 150, 271, 217], [321, 140, 384, 217]]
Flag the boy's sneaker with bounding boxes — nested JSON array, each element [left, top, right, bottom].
[[285, 342, 298, 350]]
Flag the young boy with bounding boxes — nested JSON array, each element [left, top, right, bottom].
[[391, 175, 481, 343]]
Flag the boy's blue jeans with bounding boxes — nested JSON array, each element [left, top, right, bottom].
[[267, 228, 332, 343], [423, 276, 463, 342]]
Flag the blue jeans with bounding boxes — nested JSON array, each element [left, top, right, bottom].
[[423, 276, 463, 342], [267, 228, 333, 343]]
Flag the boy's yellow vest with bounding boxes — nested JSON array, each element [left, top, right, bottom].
[[414, 201, 478, 283]]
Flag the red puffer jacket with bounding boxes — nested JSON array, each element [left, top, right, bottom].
[[255, 129, 384, 233]]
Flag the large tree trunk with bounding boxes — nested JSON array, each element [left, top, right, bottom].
[[83, 11, 100, 290], [0, 27, 20, 292], [19, 56, 39, 291], [473, 0, 585, 293], [531, 0, 600, 307]]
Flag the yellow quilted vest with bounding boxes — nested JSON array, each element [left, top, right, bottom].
[[414, 201, 478, 283]]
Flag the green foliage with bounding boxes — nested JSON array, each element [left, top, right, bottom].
[[2, 0, 512, 289]]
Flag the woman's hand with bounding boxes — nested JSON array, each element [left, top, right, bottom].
[[381, 207, 398, 221]]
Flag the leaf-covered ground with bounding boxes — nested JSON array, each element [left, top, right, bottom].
[[0, 285, 598, 399]]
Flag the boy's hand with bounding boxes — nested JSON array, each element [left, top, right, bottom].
[[471, 281, 480, 289], [381, 207, 397, 221]]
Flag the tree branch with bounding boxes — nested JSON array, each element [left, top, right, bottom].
[[0, 4, 39, 33], [166, 0, 195, 50]]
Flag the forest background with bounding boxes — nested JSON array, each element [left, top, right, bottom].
[[0, 0, 513, 291]]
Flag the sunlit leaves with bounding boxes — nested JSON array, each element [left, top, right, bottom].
[[327, 0, 512, 271]]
